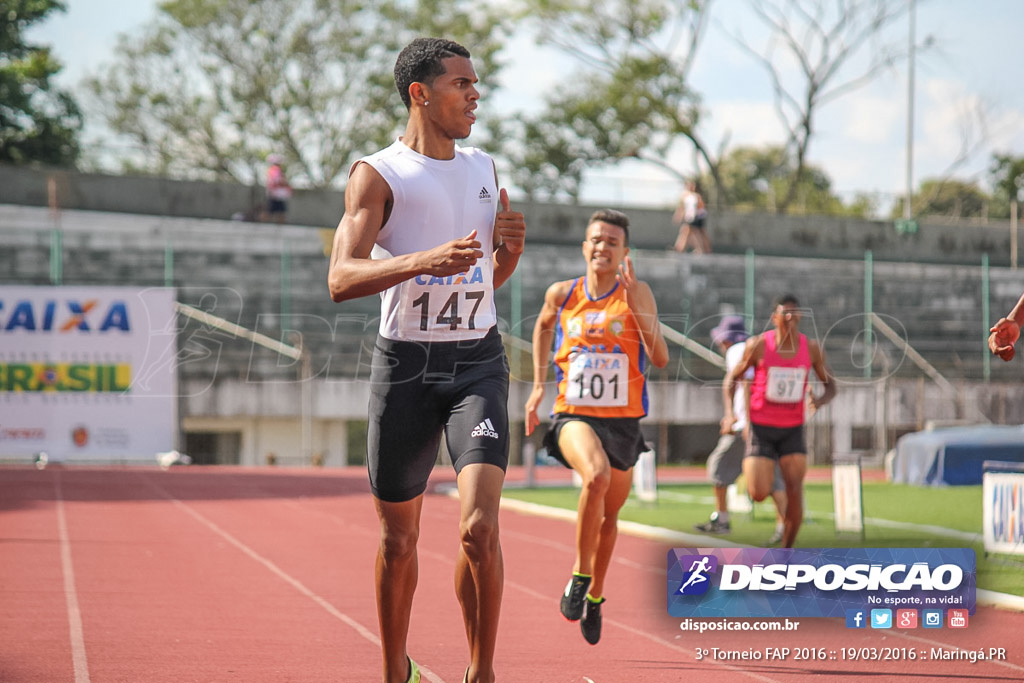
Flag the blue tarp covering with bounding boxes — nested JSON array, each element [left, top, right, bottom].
[[891, 425, 1024, 486]]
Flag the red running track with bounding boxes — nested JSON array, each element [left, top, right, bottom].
[[1, 465, 1022, 683]]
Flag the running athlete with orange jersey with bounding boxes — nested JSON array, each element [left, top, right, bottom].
[[525, 209, 668, 645], [724, 295, 836, 549]]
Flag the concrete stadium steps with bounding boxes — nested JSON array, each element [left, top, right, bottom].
[[3, 204, 1024, 387]]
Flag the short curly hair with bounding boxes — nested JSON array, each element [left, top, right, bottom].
[[394, 38, 471, 110], [588, 208, 631, 245]]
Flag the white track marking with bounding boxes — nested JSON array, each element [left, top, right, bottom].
[[656, 490, 983, 543], [490, 493, 1024, 677], [287, 492, 783, 681], [505, 579, 781, 681], [148, 478, 1023, 683], [499, 495, 1024, 610], [141, 477, 448, 683], [54, 473, 91, 683]]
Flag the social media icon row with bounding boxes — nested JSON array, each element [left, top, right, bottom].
[[845, 608, 968, 629]]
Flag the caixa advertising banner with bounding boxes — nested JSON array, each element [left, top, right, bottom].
[[668, 548, 975, 619], [0, 286, 177, 461]]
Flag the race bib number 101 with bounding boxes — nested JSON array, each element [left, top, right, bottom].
[[566, 352, 629, 407]]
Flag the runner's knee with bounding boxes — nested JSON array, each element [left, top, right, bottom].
[[749, 489, 770, 503], [459, 509, 499, 561], [582, 463, 611, 496], [380, 526, 419, 562], [748, 479, 773, 502]]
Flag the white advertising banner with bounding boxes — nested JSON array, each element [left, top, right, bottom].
[[832, 457, 864, 534], [982, 461, 1024, 556], [0, 286, 177, 461]]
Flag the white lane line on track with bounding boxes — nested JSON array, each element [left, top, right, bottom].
[[54, 472, 91, 683], [343, 492, 785, 681], [501, 528, 665, 576], [495, 495, 745, 549], [500, 579, 783, 682], [656, 490, 983, 543], [141, 478, 450, 683], [283, 491, 782, 680], [255, 484, 1024, 680], [498, 494, 1024, 611], [496, 494, 1024, 677]]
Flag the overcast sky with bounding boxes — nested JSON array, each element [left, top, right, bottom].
[[31, 1, 1024, 211]]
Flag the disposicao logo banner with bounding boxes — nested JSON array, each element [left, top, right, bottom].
[[667, 548, 975, 618]]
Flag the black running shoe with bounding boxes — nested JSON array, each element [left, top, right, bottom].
[[559, 573, 591, 621], [581, 596, 604, 645]]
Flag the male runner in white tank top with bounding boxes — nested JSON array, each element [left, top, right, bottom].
[[328, 37, 526, 683]]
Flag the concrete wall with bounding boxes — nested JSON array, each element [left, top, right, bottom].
[[6, 203, 1022, 382], [6, 200, 1024, 467], [1, 165, 345, 228], [2, 163, 1019, 265], [175, 373, 1024, 467]]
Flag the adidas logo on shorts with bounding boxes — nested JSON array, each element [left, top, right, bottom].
[[471, 418, 499, 439]]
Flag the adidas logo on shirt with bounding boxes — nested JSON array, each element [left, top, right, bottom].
[[478, 187, 492, 201], [471, 418, 499, 439]]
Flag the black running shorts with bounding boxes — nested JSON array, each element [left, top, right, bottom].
[[543, 413, 645, 472], [367, 326, 510, 503], [707, 433, 785, 491], [746, 423, 806, 460]]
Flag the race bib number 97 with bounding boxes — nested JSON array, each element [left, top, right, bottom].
[[765, 366, 807, 403], [566, 352, 629, 407], [397, 258, 495, 340]]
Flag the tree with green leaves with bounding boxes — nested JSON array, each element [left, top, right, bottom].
[[510, 0, 917, 214], [892, 178, 989, 220], [0, 0, 82, 165], [728, 0, 915, 214], [85, 0, 509, 188], [505, 0, 713, 204], [711, 145, 873, 217], [989, 153, 1024, 219]]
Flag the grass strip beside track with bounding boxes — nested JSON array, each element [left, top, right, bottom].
[[500, 480, 1024, 598]]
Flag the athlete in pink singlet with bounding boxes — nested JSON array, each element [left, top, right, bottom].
[[723, 295, 836, 548]]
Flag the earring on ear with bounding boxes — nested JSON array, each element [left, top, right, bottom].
[[423, 100, 429, 106]]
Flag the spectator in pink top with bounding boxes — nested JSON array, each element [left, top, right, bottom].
[[723, 294, 836, 548], [264, 153, 292, 224]]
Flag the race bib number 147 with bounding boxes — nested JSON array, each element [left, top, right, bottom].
[[397, 258, 495, 339]]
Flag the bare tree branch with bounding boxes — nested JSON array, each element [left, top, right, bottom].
[[723, 0, 914, 213]]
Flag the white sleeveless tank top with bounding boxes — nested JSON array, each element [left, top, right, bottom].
[[356, 139, 499, 342]]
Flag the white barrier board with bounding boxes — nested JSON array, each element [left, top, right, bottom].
[[0, 286, 177, 460], [832, 458, 864, 534], [982, 462, 1024, 556], [632, 449, 657, 502]]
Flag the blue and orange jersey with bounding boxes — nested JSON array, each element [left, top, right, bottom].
[[551, 276, 649, 418]]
